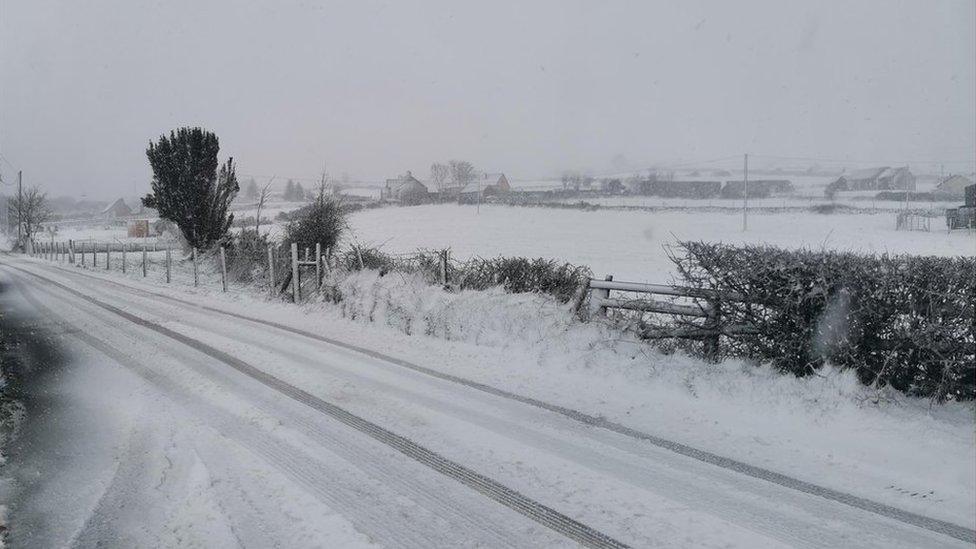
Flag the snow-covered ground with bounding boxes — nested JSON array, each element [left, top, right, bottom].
[[346, 204, 974, 281], [5, 252, 973, 543]]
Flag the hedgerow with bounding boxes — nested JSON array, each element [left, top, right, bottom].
[[670, 242, 976, 400], [336, 247, 590, 303]]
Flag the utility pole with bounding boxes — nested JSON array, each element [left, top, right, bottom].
[[17, 170, 22, 245], [742, 154, 749, 232]]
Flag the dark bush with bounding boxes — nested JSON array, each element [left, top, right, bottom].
[[339, 246, 397, 273], [284, 188, 346, 253], [456, 257, 591, 303], [670, 242, 976, 400]]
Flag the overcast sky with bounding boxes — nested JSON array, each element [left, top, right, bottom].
[[1, 0, 974, 199]]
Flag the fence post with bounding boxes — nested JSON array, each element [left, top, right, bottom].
[[69, 240, 74, 264], [439, 249, 448, 285], [291, 242, 300, 302], [703, 297, 722, 362], [142, 244, 147, 277], [220, 246, 228, 292], [315, 242, 322, 290], [165, 247, 171, 283], [92, 242, 97, 268], [267, 245, 276, 296], [122, 243, 127, 273], [81, 242, 86, 267], [192, 248, 199, 287], [588, 275, 613, 318], [268, 243, 275, 297], [106, 243, 111, 270]]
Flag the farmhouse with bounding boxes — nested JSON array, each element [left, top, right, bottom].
[[100, 198, 132, 220], [442, 173, 513, 203], [478, 172, 511, 196], [827, 167, 916, 195], [935, 174, 974, 197], [381, 171, 429, 204]]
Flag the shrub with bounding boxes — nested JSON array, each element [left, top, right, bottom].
[[224, 230, 272, 283], [339, 246, 397, 273], [456, 257, 591, 303], [330, 247, 590, 303], [284, 187, 346, 253], [670, 242, 975, 400]]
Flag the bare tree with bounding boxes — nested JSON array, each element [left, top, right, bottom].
[[9, 185, 53, 247], [430, 162, 450, 193], [561, 171, 588, 193], [254, 176, 276, 235], [448, 160, 475, 196]]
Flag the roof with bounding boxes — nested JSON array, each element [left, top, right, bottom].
[[457, 173, 508, 193], [936, 174, 974, 192], [101, 198, 131, 216], [846, 167, 888, 181], [385, 172, 428, 194], [481, 172, 506, 185]]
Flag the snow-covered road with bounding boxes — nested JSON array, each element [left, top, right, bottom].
[[0, 256, 971, 548]]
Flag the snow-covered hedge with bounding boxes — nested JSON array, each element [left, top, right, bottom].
[[671, 242, 976, 400], [337, 248, 591, 304]]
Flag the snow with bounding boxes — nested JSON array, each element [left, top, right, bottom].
[[14, 253, 974, 538], [346, 204, 974, 281]]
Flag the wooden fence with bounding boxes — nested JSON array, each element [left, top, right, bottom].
[[584, 275, 757, 360]]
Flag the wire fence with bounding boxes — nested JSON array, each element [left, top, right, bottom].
[[25, 238, 454, 304]]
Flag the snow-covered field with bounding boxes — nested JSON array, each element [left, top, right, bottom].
[[346, 204, 974, 282], [46, 226, 167, 246], [538, 194, 960, 211]]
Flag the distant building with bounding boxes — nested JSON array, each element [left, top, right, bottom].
[[935, 174, 974, 197], [478, 172, 511, 196], [721, 179, 793, 199], [101, 198, 132, 220], [381, 171, 429, 204], [826, 167, 916, 195], [454, 172, 511, 201], [649, 180, 721, 199]]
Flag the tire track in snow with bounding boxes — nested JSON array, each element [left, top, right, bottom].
[[12, 278, 525, 549], [16, 258, 975, 545], [6, 262, 630, 549]]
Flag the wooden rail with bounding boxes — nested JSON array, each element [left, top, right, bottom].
[[585, 275, 754, 360]]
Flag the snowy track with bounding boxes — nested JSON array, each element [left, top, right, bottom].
[[1, 256, 972, 548]]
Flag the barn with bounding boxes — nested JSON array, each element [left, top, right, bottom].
[[721, 179, 793, 199], [649, 180, 721, 198]]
